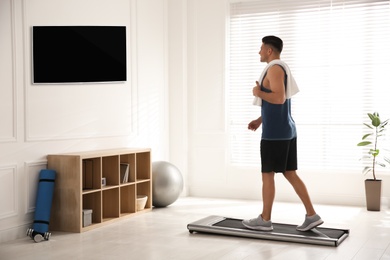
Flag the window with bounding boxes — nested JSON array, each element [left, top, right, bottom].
[[228, 0, 390, 171]]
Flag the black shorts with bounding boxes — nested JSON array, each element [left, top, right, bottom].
[[260, 137, 298, 173]]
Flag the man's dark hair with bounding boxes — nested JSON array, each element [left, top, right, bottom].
[[262, 36, 283, 53]]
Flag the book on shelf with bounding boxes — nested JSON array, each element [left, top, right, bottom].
[[120, 163, 129, 183]]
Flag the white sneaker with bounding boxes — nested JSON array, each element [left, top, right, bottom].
[[296, 214, 324, 231], [242, 215, 273, 231]]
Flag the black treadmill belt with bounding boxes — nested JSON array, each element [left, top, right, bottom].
[[213, 218, 346, 239]]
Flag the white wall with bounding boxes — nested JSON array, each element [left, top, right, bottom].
[[185, 0, 390, 208], [0, 0, 169, 242], [167, 0, 189, 196]]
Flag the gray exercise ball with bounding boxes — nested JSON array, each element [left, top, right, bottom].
[[152, 161, 183, 207]]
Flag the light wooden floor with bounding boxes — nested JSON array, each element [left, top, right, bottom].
[[1, 197, 390, 260]]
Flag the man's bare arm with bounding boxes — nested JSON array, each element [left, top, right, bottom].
[[252, 65, 286, 104]]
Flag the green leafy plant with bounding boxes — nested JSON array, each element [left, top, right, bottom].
[[357, 112, 390, 180]]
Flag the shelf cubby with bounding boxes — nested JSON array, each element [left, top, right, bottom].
[[82, 157, 102, 190], [103, 188, 120, 220], [82, 191, 102, 225], [120, 184, 136, 215], [136, 152, 151, 181], [136, 181, 152, 211], [120, 154, 136, 183], [102, 155, 120, 186]]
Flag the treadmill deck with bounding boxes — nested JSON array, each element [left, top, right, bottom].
[[187, 215, 349, 247]]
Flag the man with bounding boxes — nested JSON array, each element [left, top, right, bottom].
[[242, 36, 323, 231]]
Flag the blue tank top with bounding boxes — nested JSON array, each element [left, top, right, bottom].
[[260, 65, 297, 140]]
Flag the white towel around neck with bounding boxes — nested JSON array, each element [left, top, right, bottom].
[[252, 59, 299, 106]]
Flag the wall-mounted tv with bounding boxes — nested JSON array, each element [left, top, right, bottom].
[[32, 26, 127, 84]]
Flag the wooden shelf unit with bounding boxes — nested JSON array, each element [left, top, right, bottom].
[[47, 148, 152, 233]]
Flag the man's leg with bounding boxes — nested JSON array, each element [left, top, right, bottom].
[[261, 172, 275, 221], [284, 170, 324, 231], [242, 171, 275, 231], [283, 170, 315, 216]]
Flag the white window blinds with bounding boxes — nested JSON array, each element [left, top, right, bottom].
[[228, 0, 390, 171]]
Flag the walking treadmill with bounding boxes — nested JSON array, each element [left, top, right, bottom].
[[187, 215, 349, 247]]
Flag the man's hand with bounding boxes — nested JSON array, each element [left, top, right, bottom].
[[248, 117, 262, 131], [252, 81, 261, 97]]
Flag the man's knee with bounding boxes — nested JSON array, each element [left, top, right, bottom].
[[283, 170, 297, 180], [262, 172, 275, 181]]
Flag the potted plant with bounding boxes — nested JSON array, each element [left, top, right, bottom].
[[357, 112, 389, 211]]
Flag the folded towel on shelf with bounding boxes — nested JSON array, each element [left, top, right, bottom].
[[252, 59, 299, 106]]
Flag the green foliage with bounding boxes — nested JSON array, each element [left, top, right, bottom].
[[357, 112, 389, 180]]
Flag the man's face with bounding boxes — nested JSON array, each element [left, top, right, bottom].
[[259, 43, 269, 62]]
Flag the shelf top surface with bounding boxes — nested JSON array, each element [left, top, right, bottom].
[[48, 147, 151, 158]]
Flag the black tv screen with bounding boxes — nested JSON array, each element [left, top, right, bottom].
[[32, 26, 127, 83]]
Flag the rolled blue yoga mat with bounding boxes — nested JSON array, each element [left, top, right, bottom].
[[32, 169, 56, 234]]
